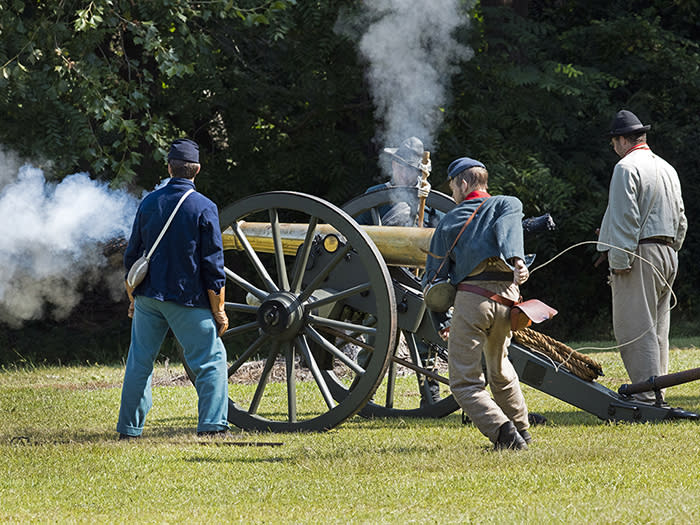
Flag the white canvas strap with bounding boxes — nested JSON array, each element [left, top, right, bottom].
[[145, 189, 194, 260]]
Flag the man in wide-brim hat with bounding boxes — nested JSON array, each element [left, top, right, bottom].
[[365, 135, 431, 194], [596, 109, 687, 405], [356, 136, 440, 406]]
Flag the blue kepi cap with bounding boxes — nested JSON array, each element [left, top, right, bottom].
[[168, 138, 200, 163], [447, 157, 485, 180]]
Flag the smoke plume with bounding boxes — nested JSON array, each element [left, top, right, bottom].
[[0, 151, 139, 327], [337, 0, 474, 178]]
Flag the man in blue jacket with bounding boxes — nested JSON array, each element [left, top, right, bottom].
[[423, 157, 531, 450], [356, 136, 441, 405], [118, 138, 230, 439]]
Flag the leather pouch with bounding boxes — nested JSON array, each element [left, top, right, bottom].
[[510, 299, 558, 331]]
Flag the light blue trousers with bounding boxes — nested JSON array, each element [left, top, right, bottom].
[[117, 296, 229, 436]]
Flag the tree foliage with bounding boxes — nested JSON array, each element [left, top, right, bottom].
[[2, 0, 700, 360], [0, 0, 305, 188], [436, 0, 700, 338]]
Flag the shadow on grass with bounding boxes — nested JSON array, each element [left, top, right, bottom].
[[664, 394, 700, 410], [1, 424, 206, 446], [342, 408, 604, 429], [7, 401, 697, 449], [182, 440, 448, 465], [185, 455, 288, 464]]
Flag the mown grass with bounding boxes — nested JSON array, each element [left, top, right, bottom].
[[2, 341, 700, 524]]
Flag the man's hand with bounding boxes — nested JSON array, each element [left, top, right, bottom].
[[207, 287, 229, 337], [419, 156, 432, 176], [593, 252, 608, 268], [125, 280, 135, 318], [417, 178, 431, 199], [212, 311, 229, 336], [513, 258, 529, 285]]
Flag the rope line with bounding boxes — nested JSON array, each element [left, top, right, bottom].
[[512, 327, 604, 382], [527, 239, 676, 353]]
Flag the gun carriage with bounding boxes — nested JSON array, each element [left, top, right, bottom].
[[180, 188, 697, 432]]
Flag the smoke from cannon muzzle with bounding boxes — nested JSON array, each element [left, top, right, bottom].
[[0, 162, 140, 327], [380, 202, 412, 226]]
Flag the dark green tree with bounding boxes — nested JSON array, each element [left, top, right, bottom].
[[434, 0, 700, 338], [2, 0, 700, 363]]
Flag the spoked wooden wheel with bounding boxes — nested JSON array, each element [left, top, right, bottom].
[[213, 191, 397, 432], [336, 186, 459, 418]]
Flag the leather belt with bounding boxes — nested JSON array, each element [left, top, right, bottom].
[[457, 283, 515, 307], [639, 237, 673, 247], [462, 271, 513, 282]]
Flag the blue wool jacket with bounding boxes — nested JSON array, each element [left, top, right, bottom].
[[124, 178, 225, 308], [354, 183, 443, 227], [422, 195, 525, 287]]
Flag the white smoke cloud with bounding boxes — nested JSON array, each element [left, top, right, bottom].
[[0, 156, 139, 327], [337, 0, 474, 178]]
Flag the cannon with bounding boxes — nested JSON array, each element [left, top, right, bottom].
[[182, 189, 698, 432]]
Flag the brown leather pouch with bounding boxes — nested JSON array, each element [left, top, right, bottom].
[[510, 299, 558, 331], [458, 284, 558, 332]]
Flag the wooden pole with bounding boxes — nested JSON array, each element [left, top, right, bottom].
[[416, 151, 431, 228], [618, 366, 700, 396], [415, 151, 431, 276]]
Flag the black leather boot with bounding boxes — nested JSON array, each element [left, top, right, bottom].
[[494, 421, 528, 450]]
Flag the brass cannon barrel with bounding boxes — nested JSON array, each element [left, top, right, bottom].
[[223, 222, 434, 267]]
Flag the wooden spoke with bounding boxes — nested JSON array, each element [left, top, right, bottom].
[[269, 208, 290, 291], [231, 221, 279, 293], [290, 215, 319, 294], [249, 343, 280, 414]]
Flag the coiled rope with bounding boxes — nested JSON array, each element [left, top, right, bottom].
[[512, 327, 604, 382]]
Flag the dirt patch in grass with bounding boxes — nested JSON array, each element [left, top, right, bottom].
[[50, 338, 448, 390]]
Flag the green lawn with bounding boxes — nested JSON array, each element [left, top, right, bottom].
[[2, 342, 700, 524]]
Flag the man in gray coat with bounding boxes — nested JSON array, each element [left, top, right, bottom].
[[597, 110, 687, 404]]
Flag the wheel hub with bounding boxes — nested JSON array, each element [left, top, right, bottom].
[[256, 291, 304, 340]]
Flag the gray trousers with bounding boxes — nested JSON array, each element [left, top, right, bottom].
[[448, 281, 529, 443], [611, 243, 677, 403]]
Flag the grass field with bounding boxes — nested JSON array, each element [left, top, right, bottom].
[[2, 340, 700, 524]]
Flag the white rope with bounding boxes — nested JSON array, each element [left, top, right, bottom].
[[527, 239, 676, 355]]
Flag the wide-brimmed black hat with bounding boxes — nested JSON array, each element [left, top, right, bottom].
[[609, 110, 651, 136], [383, 136, 424, 170]]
